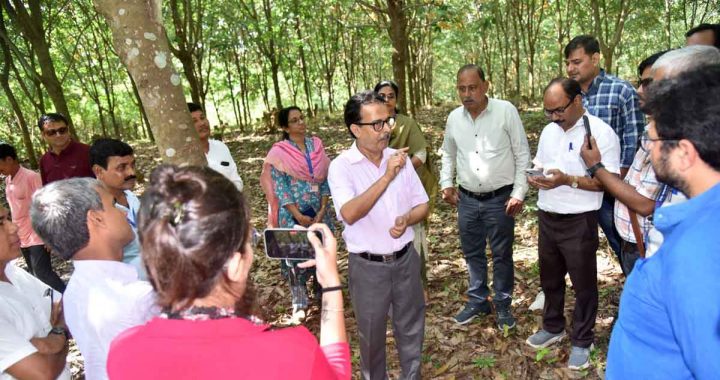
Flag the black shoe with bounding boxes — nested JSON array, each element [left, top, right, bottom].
[[494, 299, 516, 330], [454, 301, 491, 325]]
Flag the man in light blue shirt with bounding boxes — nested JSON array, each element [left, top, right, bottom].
[[607, 65, 720, 379], [90, 138, 145, 279]]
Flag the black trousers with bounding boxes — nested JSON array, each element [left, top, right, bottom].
[[538, 210, 598, 348], [21, 245, 66, 293]]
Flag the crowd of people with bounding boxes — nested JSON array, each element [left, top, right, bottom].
[[1, 23, 719, 380]]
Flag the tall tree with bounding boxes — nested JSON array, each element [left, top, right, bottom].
[[94, 0, 204, 165], [166, 0, 209, 108], [589, 0, 633, 74]]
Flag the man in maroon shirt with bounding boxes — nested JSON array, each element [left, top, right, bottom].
[[37, 113, 93, 185]]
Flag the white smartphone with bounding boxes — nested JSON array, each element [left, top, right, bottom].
[[525, 168, 544, 177], [263, 228, 324, 260]]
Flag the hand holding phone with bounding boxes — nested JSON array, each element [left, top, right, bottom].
[[525, 168, 544, 177], [298, 224, 340, 288], [263, 228, 324, 260], [582, 115, 592, 150]]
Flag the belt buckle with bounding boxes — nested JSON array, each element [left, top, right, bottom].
[[381, 254, 394, 263]]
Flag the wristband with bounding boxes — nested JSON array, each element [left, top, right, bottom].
[[49, 326, 68, 339], [321, 285, 343, 293], [587, 162, 605, 178]]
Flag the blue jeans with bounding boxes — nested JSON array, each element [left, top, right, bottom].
[[457, 190, 515, 304], [599, 193, 622, 264]]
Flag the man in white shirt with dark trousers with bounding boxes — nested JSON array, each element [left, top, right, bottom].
[[440, 64, 530, 330], [525, 77, 620, 370]]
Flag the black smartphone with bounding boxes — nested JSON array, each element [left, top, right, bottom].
[[263, 228, 324, 260], [582, 115, 592, 149]]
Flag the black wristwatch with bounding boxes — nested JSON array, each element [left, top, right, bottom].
[[587, 162, 605, 178], [49, 326, 68, 339]]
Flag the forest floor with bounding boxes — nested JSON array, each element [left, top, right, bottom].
[[42, 103, 624, 379]]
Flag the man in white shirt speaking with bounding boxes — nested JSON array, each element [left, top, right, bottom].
[[525, 78, 620, 370], [30, 178, 155, 380], [439, 64, 531, 330]]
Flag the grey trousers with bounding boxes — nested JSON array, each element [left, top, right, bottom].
[[349, 245, 425, 380]]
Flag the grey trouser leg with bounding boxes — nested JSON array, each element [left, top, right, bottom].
[[349, 246, 425, 380]]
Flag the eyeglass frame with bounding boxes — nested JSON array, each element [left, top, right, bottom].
[[543, 97, 575, 118], [641, 130, 678, 148], [43, 126, 69, 137], [354, 116, 396, 132]]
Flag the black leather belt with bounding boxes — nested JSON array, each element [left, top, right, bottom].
[[459, 184, 513, 201], [356, 243, 411, 263]]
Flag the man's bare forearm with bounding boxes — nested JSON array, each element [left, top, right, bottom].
[[595, 168, 655, 216]]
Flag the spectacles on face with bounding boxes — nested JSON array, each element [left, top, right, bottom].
[[641, 130, 678, 147], [355, 116, 396, 132], [543, 98, 575, 118], [289, 115, 305, 124], [637, 77, 653, 89], [44, 126, 69, 137], [378, 93, 396, 101]]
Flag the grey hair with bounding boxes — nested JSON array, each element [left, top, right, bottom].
[[30, 177, 103, 260], [652, 45, 720, 78]]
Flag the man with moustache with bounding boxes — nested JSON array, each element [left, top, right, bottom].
[[606, 65, 720, 379], [37, 113, 94, 185], [188, 102, 244, 191], [564, 35, 644, 268], [328, 91, 428, 379], [580, 46, 720, 274], [90, 138, 145, 279], [526, 77, 620, 370], [439, 64, 530, 329]]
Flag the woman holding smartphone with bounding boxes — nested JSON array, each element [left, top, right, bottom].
[[260, 106, 333, 318], [107, 165, 349, 380]]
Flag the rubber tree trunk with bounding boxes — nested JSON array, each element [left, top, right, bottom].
[[94, 0, 205, 166]]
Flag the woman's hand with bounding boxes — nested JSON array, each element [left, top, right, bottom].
[[313, 206, 326, 224], [294, 214, 314, 227], [297, 223, 340, 288]]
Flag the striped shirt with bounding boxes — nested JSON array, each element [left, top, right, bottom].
[[582, 70, 645, 168]]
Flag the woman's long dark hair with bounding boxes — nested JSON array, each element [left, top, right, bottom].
[[138, 165, 255, 315], [373, 80, 400, 114]]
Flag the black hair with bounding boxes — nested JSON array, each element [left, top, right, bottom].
[[343, 90, 386, 139], [564, 35, 600, 59], [685, 23, 720, 49], [0, 143, 17, 160], [139, 164, 253, 314], [37, 113, 69, 132], [278, 106, 302, 140], [643, 64, 720, 170], [374, 80, 399, 95], [89, 138, 134, 169], [544, 77, 582, 100], [638, 50, 669, 77], [456, 64, 486, 81], [187, 102, 203, 114]]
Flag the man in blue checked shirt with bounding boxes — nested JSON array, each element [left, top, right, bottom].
[[564, 35, 645, 268]]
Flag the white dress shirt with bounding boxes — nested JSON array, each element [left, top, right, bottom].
[[534, 112, 621, 214], [0, 264, 70, 380], [439, 99, 531, 201], [207, 139, 244, 191], [63, 260, 155, 380]]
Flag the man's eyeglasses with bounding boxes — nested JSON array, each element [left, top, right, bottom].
[[44, 126, 69, 137], [355, 116, 396, 132], [641, 130, 678, 147], [637, 77, 653, 89], [543, 98, 574, 118]]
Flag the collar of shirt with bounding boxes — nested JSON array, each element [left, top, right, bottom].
[[72, 260, 141, 283], [346, 141, 393, 166], [653, 182, 720, 233], [461, 98, 493, 122], [48, 140, 81, 157], [584, 69, 607, 97]]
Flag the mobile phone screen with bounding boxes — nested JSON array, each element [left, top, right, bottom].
[[525, 168, 544, 177], [263, 228, 323, 260]]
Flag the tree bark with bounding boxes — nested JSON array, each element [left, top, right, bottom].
[[94, 0, 205, 166], [386, 0, 409, 113]]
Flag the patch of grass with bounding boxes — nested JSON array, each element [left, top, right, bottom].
[[473, 355, 496, 369], [535, 347, 551, 362]]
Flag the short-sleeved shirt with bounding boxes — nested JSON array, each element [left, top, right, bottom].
[[207, 139, 244, 191], [4, 167, 44, 247], [328, 143, 429, 254], [582, 69, 645, 168], [0, 264, 70, 379], [534, 112, 621, 214], [39, 140, 94, 185]]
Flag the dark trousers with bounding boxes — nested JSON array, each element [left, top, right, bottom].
[[620, 240, 641, 276], [20, 245, 66, 293], [349, 245, 425, 380], [599, 193, 622, 265], [538, 210, 598, 348], [457, 190, 515, 304]]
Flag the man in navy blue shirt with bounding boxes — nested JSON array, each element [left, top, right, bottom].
[[606, 65, 720, 379]]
